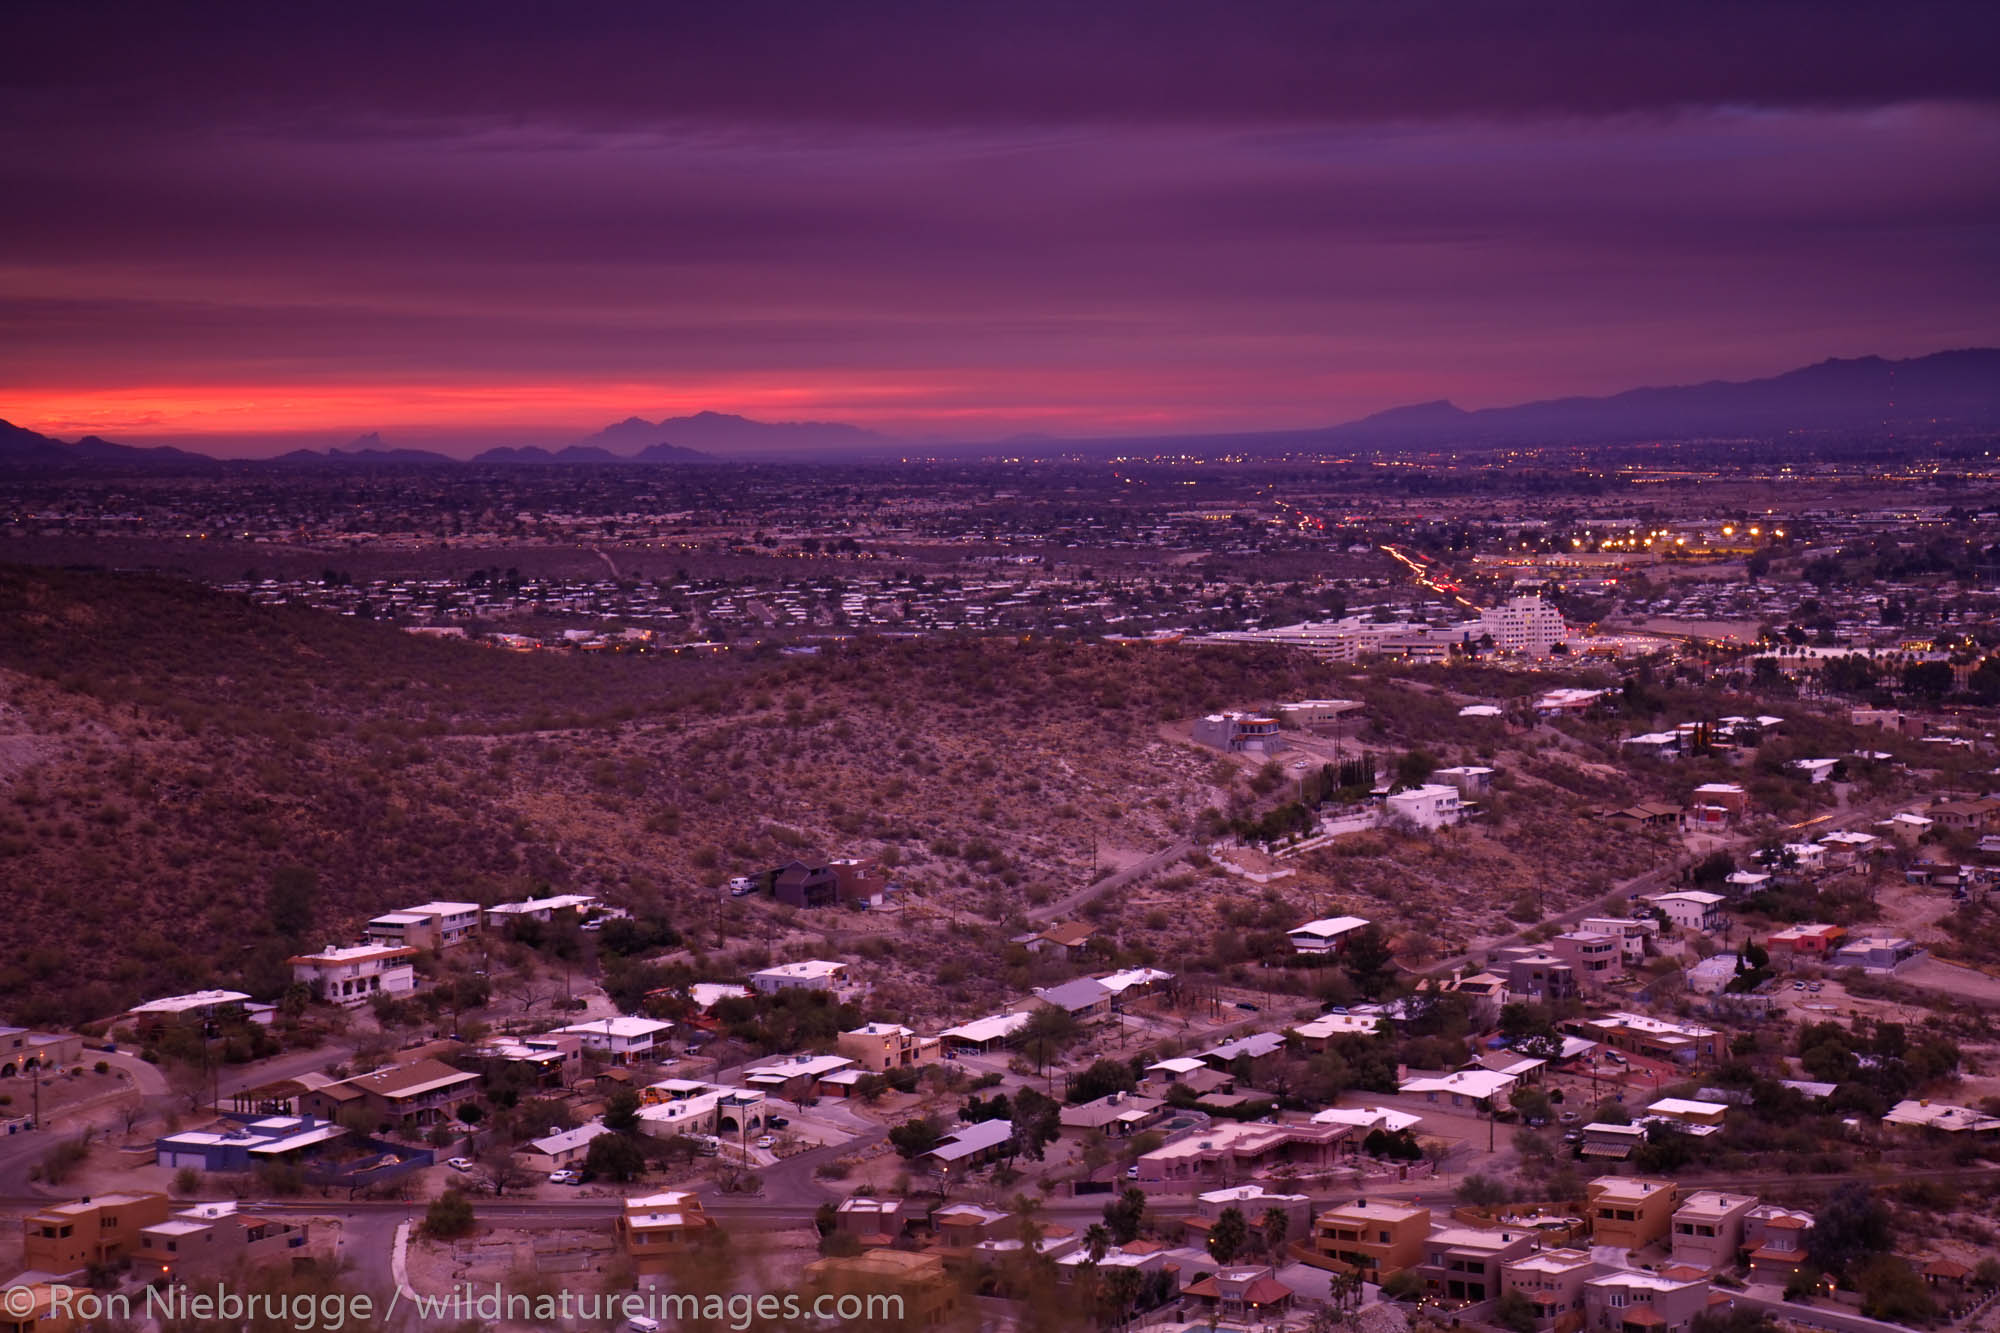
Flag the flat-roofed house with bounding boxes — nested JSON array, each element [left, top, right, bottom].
[[1398, 1068, 1518, 1112], [23, 1192, 170, 1278], [1573, 1013, 1719, 1064], [1669, 1192, 1756, 1274], [1504, 1248, 1609, 1333], [1550, 932, 1623, 989], [1133, 1121, 1347, 1187], [1059, 1092, 1165, 1138], [741, 1053, 856, 1102], [363, 901, 481, 952], [1286, 916, 1371, 955], [1419, 1225, 1536, 1305], [1587, 1178, 1677, 1252], [749, 960, 850, 994], [1643, 891, 1725, 933], [833, 1196, 906, 1245], [618, 1191, 713, 1277], [288, 944, 418, 1008], [132, 1201, 309, 1283], [553, 1015, 673, 1065], [837, 1022, 941, 1073], [1581, 1269, 1711, 1333], [1309, 1201, 1430, 1278], [1765, 923, 1847, 959], [1882, 1099, 2000, 1135]]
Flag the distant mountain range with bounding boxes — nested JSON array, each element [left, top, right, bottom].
[[2, 350, 1996, 468], [1298, 348, 2000, 450]]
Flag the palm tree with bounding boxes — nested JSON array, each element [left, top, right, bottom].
[[1083, 1222, 1112, 1264], [1260, 1206, 1290, 1259]]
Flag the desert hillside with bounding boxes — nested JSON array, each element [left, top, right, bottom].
[[0, 565, 1338, 1025]]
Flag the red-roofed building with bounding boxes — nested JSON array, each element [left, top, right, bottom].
[[1182, 1265, 1294, 1322]]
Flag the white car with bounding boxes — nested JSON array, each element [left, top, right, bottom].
[[755, 1135, 776, 1149], [446, 1157, 474, 1172], [548, 1169, 580, 1185]]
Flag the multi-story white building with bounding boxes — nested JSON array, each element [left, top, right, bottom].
[[554, 1015, 673, 1065], [1480, 595, 1569, 656], [288, 944, 418, 1007], [363, 901, 481, 952], [1386, 784, 1463, 830]]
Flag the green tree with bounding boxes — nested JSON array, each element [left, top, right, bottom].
[[1853, 1255, 1935, 1324], [583, 1132, 647, 1183], [1495, 1289, 1538, 1333], [1010, 1087, 1062, 1161], [1207, 1206, 1248, 1264], [888, 1116, 940, 1160], [1083, 1222, 1111, 1263], [421, 1188, 476, 1239], [1807, 1183, 1890, 1279], [1066, 1057, 1138, 1106], [1259, 1207, 1290, 1258], [1381, 1270, 1425, 1301], [1902, 660, 1953, 700], [1021, 1004, 1080, 1081], [602, 1088, 641, 1133], [1103, 1187, 1146, 1244]]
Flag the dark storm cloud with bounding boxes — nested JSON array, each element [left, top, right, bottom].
[[6, 0, 1998, 131], [0, 1, 1995, 450]]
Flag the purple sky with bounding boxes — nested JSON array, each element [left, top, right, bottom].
[[3, 1, 1997, 455]]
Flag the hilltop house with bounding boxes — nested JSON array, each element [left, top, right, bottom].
[[288, 944, 418, 1008], [363, 901, 481, 952], [1643, 891, 1725, 933], [749, 960, 850, 994], [553, 1016, 673, 1065], [1286, 916, 1371, 955]]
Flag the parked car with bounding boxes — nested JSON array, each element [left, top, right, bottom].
[[446, 1158, 474, 1172], [765, 1115, 789, 1129], [1793, 981, 1807, 991], [754, 1135, 776, 1149], [1126, 1164, 1140, 1178], [1558, 1111, 1580, 1124], [1235, 1002, 1259, 1012], [548, 1170, 580, 1185]]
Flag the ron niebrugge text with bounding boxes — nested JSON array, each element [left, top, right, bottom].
[[5, 1281, 906, 1331]]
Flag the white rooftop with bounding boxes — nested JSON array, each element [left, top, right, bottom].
[[752, 960, 848, 981], [556, 1016, 672, 1040], [130, 989, 252, 1015], [1288, 915, 1370, 938]]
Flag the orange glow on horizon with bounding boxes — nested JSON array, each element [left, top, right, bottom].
[[7, 364, 1449, 447]]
